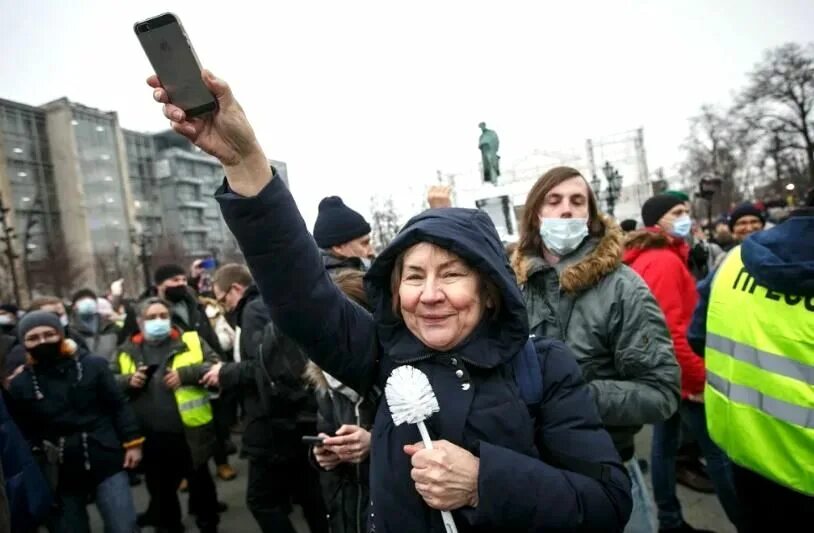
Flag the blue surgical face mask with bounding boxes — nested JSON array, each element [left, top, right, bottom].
[[538, 218, 589, 256], [76, 298, 98, 316], [143, 318, 172, 340], [670, 215, 692, 238]]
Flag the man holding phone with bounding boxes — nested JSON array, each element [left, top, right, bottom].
[[201, 265, 328, 533], [114, 297, 222, 533]]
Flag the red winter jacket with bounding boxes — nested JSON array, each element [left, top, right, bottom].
[[623, 228, 702, 398]]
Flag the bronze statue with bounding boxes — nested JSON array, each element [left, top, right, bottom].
[[478, 122, 500, 183]]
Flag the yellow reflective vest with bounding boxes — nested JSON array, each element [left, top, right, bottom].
[[118, 331, 213, 428], [705, 246, 814, 495]]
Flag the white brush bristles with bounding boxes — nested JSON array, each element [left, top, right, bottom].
[[385, 365, 440, 426]]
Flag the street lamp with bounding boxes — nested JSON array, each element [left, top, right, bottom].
[[602, 162, 623, 217], [785, 183, 796, 191], [590, 174, 601, 195]]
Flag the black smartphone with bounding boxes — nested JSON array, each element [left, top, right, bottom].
[[143, 364, 160, 382], [134, 13, 217, 117], [301, 435, 326, 446]]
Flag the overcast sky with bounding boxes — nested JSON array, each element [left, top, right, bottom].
[[2, 0, 812, 226]]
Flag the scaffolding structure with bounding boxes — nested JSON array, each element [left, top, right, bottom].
[[586, 128, 652, 217]]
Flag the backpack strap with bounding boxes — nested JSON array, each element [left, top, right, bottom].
[[512, 337, 544, 408]]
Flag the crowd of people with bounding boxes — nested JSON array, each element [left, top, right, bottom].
[[0, 69, 811, 533]]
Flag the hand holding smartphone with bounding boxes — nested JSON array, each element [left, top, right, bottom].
[[302, 435, 326, 446], [134, 13, 216, 117], [143, 364, 160, 382]]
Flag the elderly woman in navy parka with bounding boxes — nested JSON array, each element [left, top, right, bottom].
[[147, 70, 632, 532]]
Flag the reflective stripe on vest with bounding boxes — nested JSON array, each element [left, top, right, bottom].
[[117, 331, 213, 428], [705, 246, 814, 495]]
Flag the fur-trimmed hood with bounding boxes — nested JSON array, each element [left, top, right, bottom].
[[511, 214, 624, 293]]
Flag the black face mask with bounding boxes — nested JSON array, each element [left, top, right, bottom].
[[716, 234, 735, 247], [164, 285, 188, 303], [29, 341, 62, 364]]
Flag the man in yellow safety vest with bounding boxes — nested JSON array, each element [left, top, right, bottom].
[[690, 190, 814, 532], [113, 297, 222, 533]]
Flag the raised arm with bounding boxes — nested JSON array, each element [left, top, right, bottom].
[[148, 71, 377, 394]]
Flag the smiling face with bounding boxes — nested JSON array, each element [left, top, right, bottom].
[[395, 243, 487, 352], [732, 215, 764, 241]]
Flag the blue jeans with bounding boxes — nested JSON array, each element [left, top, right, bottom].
[[624, 459, 656, 533], [651, 401, 741, 530], [50, 471, 138, 533]]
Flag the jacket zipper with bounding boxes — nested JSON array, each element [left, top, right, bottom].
[[355, 397, 363, 533]]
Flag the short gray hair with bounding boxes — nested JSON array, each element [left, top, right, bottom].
[[136, 297, 171, 318]]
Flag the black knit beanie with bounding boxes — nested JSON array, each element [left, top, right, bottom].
[[313, 196, 372, 249], [642, 194, 685, 227], [728, 203, 765, 231], [17, 311, 64, 343], [620, 219, 638, 232], [154, 264, 187, 286]]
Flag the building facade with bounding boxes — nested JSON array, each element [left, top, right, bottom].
[[41, 98, 139, 293], [154, 144, 234, 258], [0, 98, 69, 301], [0, 95, 278, 301], [123, 129, 163, 238]]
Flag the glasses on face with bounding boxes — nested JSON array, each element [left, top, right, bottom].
[[24, 331, 61, 346], [216, 286, 233, 305]]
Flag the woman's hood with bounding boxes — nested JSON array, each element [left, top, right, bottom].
[[364, 208, 528, 368]]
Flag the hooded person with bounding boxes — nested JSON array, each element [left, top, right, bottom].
[[689, 196, 814, 531], [688, 202, 769, 359], [313, 196, 374, 272], [69, 288, 121, 362], [6, 311, 142, 533], [212, 167, 633, 529], [510, 166, 679, 531], [153, 70, 633, 531], [624, 195, 742, 533]]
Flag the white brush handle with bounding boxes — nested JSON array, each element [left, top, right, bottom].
[[417, 421, 458, 533]]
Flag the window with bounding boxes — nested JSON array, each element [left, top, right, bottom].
[[186, 233, 205, 251], [180, 208, 204, 227], [177, 184, 199, 201]]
